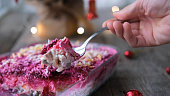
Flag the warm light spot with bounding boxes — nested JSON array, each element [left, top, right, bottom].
[[112, 6, 119, 12], [77, 27, 84, 34], [30, 27, 37, 34]]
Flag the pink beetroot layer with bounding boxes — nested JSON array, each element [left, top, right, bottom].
[[0, 45, 117, 96], [41, 38, 80, 60]]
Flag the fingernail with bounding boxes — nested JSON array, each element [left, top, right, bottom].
[[112, 6, 120, 13]]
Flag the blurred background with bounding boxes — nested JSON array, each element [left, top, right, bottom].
[[1, 1, 170, 96], [0, 0, 135, 54]]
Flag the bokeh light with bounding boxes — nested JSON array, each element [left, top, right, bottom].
[[30, 27, 37, 34], [77, 27, 84, 35]]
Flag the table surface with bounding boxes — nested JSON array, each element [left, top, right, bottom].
[[0, 11, 170, 96]]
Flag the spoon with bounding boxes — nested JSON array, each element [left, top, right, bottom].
[[73, 19, 139, 56], [73, 26, 108, 56]]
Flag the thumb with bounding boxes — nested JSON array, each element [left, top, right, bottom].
[[113, 1, 140, 20]]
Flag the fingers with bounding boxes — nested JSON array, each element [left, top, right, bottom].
[[102, 18, 117, 28], [113, 21, 124, 39], [102, 19, 124, 36], [123, 22, 137, 47], [103, 19, 144, 47], [103, 19, 133, 40], [131, 22, 140, 36], [107, 21, 116, 34], [102, 18, 117, 34], [123, 22, 147, 47], [113, 0, 139, 20]]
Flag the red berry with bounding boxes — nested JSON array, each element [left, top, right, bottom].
[[124, 50, 134, 59], [126, 89, 143, 96], [166, 67, 170, 74]]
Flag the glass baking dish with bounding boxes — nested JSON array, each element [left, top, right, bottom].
[[0, 43, 119, 96]]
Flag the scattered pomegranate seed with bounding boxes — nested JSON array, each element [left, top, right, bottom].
[[124, 50, 134, 59], [125, 89, 143, 96], [166, 67, 170, 74]]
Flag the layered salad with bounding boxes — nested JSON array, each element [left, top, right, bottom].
[[40, 37, 81, 72], [0, 37, 118, 96]]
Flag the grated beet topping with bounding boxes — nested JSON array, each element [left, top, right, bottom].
[[40, 38, 58, 54]]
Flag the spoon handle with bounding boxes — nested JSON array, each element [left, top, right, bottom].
[[81, 27, 108, 49]]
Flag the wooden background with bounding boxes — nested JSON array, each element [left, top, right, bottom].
[[0, 10, 170, 96]]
